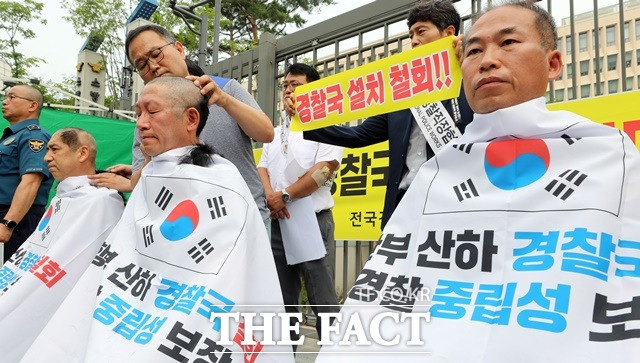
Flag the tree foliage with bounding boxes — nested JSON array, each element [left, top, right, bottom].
[[0, 0, 47, 78], [61, 0, 336, 104], [221, 0, 335, 53]]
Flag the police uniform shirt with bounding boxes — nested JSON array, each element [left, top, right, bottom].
[[0, 119, 53, 206]]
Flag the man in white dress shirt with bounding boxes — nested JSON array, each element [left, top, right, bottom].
[[258, 63, 344, 347]]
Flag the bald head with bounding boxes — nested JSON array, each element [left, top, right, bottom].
[[45, 128, 98, 181], [136, 77, 209, 157], [14, 85, 44, 113], [146, 77, 209, 136], [2, 85, 44, 123], [54, 128, 97, 164]]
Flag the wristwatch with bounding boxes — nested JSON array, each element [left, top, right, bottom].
[[281, 189, 291, 203], [1, 218, 17, 231]]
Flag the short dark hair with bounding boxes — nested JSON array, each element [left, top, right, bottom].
[[285, 63, 320, 83], [471, 1, 557, 50], [407, 0, 461, 35], [125, 24, 176, 63]]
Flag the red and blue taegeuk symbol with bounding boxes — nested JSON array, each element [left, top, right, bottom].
[[484, 139, 550, 190], [159, 200, 200, 241], [37, 205, 53, 231]]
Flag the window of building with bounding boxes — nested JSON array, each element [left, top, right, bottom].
[[608, 54, 617, 71], [566, 35, 572, 55], [567, 63, 573, 78], [568, 87, 574, 100], [627, 77, 634, 91], [545, 91, 551, 102], [624, 22, 630, 42], [609, 79, 619, 94], [579, 32, 588, 52], [554, 89, 564, 102], [581, 85, 590, 98], [626, 51, 632, 68], [637, 19, 640, 40], [637, 49, 640, 66], [556, 38, 562, 52], [580, 60, 589, 76], [606, 25, 615, 46]]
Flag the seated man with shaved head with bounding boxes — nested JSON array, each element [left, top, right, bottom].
[[21, 77, 292, 362], [317, 1, 640, 362], [0, 127, 125, 362]]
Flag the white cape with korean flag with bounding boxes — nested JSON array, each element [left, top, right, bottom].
[[317, 97, 640, 362], [0, 176, 124, 363], [21, 147, 293, 363]]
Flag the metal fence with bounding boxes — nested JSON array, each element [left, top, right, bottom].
[[204, 0, 640, 299]]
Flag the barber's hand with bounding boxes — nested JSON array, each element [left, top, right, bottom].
[[187, 75, 229, 108], [107, 164, 132, 177], [0, 224, 12, 243], [88, 173, 133, 193], [284, 94, 297, 117], [453, 34, 465, 63]]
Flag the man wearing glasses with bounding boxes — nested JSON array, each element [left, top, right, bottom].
[[90, 24, 274, 228], [0, 85, 53, 262]]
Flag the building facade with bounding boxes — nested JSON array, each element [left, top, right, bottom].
[[553, 0, 640, 101]]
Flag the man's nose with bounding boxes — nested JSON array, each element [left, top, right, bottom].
[[479, 46, 500, 72]]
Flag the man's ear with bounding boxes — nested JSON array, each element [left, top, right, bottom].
[[77, 145, 90, 163], [175, 40, 186, 59], [547, 49, 563, 81], [444, 25, 456, 37], [185, 107, 200, 133]]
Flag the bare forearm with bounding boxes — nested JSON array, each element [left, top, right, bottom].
[[286, 160, 339, 200], [257, 167, 274, 194], [221, 95, 274, 143], [5, 174, 44, 223]]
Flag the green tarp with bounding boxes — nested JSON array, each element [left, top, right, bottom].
[[2, 107, 136, 201], [0, 107, 136, 169]]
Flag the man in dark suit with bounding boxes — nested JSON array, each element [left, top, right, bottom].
[[302, 0, 473, 229]]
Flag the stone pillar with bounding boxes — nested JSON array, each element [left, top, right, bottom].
[[75, 50, 107, 115]]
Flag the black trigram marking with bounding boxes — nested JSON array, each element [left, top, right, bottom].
[[453, 178, 479, 202], [561, 134, 582, 145], [453, 143, 473, 154], [545, 169, 588, 200], [41, 226, 51, 241], [207, 196, 227, 219], [154, 186, 173, 210], [54, 199, 62, 213], [142, 225, 155, 247], [188, 238, 214, 264]]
